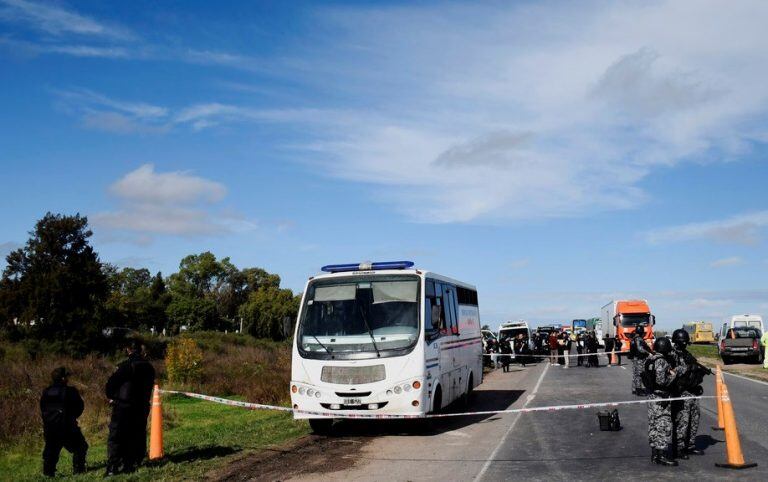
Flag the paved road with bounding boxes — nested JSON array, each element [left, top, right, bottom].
[[286, 354, 768, 482]]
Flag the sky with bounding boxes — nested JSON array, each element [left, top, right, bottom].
[[1, 0, 767, 331]]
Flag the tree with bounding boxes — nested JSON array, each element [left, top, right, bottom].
[[0, 213, 107, 346], [239, 286, 299, 340]]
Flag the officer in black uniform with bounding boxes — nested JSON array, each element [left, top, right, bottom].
[[40, 367, 88, 477], [105, 340, 156, 475]]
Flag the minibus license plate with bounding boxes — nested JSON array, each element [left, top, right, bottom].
[[344, 398, 362, 405]]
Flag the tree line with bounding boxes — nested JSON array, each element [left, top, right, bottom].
[[0, 213, 300, 353]]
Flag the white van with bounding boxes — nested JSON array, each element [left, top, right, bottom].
[[719, 314, 764, 341], [290, 261, 483, 434]]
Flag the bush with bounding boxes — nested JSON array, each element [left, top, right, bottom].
[[165, 337, 203, 385]]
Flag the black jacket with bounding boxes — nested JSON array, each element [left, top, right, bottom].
[[40, 383, 84, 429], [105, 353, 156, 410]]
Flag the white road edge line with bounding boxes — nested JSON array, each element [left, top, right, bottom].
[[473, 362, 550, 482], [722, 370, 768, 387]]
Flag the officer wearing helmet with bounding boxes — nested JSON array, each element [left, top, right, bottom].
[[671, 328, 707, 458], [643, 337, 685, 466], [630, 324, 652, 395]]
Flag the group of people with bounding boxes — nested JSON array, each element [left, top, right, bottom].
[[641, 329, 710, 466], [496, 333, 532, 371], [39, 340, 156, 477]]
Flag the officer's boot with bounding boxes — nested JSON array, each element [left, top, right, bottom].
[[685, 446, 704, 456], [674, 446, 689, 460], [652, 449, 678, 466]]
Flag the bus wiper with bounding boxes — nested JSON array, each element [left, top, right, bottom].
[[358, 304, 381, 357], [310, 334, 331, 354]]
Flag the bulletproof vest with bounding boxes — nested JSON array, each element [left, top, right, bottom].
[[41, 385, 67, 428], [641, 357, 660, 392], [629, 338, 638, 358]]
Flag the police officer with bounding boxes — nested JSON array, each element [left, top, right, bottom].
[[644, 337, 683, 466], [105, 340, 156, 475], [671, 329, 706, 458], [40, 367, 88, 477], [631, 324, 652, 395]]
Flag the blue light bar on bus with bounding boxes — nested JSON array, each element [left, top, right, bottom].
[[321, 261, 415, 273]]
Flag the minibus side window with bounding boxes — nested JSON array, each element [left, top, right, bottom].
[[442, 284, 459, 335], [425, 280, 446, 338]]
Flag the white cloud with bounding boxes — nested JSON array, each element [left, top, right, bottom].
[[109, 164, 226, 205], [93, 165, 253, 240], [0, 0, 132, 39], [646, 211, 768, 245], [709, 256, 744, 268]]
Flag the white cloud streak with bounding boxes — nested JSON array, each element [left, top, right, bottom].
[[0, 0, 132, 39], [709, 256, 744, 268], [646, 211, 768, 245]]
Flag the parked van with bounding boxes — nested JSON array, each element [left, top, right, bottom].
[[719, 315, 764, 341]]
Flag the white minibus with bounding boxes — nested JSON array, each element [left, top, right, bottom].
[[290, 261, 483, 434]]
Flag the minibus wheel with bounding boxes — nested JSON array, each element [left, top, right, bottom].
[[309, 418, 334, 436]]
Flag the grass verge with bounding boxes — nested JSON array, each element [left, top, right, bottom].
[[0, 394, 309, 481], [687, 343, 768, 383]]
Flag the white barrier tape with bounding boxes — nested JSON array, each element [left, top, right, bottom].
[[160, 389, 716, 420], [484, 351, 620, 359]]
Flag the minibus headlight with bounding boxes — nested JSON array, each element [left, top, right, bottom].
[[386, 390, 393, 396], [291, 385, 298, 393], [315, 391, 321, 398], [307, 389, 315, 397], [403, 384, 412, 392], [299, 387, 306, 395], [412, 381, 421, 390], [393, 386, 402, 394]]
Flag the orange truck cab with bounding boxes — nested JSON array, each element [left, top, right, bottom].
[[600, 300, 655, 352]]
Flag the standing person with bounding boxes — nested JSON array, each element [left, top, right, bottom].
[[558, 332, 569, 368], [644, 337, 683, 466], [576, 333, 584, 366], [671, 329, 707, 458], [603, 334, 614, 366], [40, 367, 88, 477], [614, 334, 623, 366], [586, 332, 600, 367], [105, 340, 156, 475], [500, 337, 512, 372], [631, 325, 652, 395], [762, 329, 768, 369], [514, 334, 527, 367], [548, 331, 559, 365]]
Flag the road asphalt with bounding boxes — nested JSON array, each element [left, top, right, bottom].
[[285, 353, 768, 482]]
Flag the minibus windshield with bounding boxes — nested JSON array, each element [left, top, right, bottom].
[[298, 276, 419, 357]]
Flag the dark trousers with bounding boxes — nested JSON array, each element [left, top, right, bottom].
[[107, 405, 149, 471], [576, 346, 583, 365], [43, 425, 88, 476]]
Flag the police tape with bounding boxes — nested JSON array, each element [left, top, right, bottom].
[[159, 389, 717, 420]]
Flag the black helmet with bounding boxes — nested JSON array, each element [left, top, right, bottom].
[[672, 329, 690, 347], [654, 337, 673, 355], [635, 324, 645, 336]]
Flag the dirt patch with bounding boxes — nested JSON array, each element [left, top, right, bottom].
[[204, 434, 369, 482], [698, 356, 768, 382]]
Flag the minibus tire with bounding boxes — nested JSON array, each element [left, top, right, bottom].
[[432, 387, 442, 414], [309, 418, 334, 436]]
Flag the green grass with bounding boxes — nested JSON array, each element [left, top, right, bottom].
[[687, 344, 718, 359], [0, 394, 309, 481]]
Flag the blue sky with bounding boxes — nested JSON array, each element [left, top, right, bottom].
[[1, 0, 767, 331]]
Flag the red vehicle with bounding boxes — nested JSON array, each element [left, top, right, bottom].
[[600, 300, 655, 352]]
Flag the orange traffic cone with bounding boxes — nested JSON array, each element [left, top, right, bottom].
[[714, 382, 756, 469], [711, 366, 724, 431], [149, 384, 164, 460]]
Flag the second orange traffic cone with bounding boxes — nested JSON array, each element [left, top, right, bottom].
[[149, 384, 164, 460], [714, 382, 756, 470], [711, 366, 724, 431]]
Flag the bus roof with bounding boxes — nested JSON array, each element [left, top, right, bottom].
[[309, 268, 477, 291]]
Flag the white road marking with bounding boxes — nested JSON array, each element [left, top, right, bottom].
[[446, 430, 470, 438], [473, 363, 550, 482], [620, 366, 627, 370], [722, 371, 768, 387]]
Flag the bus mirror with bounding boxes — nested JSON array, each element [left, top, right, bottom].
[[651, 315, 656, 325], [613, 316, 618, 327]]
